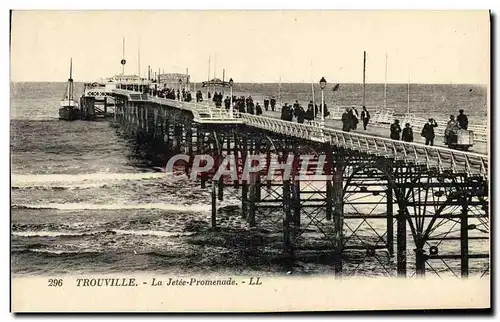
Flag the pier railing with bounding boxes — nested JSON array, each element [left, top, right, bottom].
[[111, 89, 488, 178], [150, 96, 242, 123], [240, 113, 488, 178]]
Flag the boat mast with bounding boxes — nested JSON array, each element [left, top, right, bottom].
[[137, 41, 141, 79], [68, 58, 73, 105], [207, 54, 211, 98], [362, 51, 366, 107], [278, 75, 282, 106], [407, 67, 410, 115], [384, 53, 388, 110], [311, 61, 315, 116], [121, 38, 125, 75]]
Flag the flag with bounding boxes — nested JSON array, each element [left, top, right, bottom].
[[332, 84, 340, 92]]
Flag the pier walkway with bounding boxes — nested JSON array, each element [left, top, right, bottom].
[[114, 89, 488, 179]]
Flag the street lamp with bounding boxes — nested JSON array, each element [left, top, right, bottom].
[[319, 77, 327, 125], [229, 78, 234, 118], [178, 78, 182, 100]]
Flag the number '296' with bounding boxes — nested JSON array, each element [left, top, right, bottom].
[[48, 279, 63, 287]]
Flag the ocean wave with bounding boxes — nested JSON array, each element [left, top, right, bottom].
[[12, 248, 103, 256], [12, 230, 103, 238], [12, 229, 191, 239], [113, 229, 190, 238], [11, 203, 210, 212], [11, 172, 168, 188]]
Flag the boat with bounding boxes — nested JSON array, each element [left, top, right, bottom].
[[59, 58, 80, 121]]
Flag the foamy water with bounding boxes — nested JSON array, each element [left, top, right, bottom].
[[13, 202, 211, 212]]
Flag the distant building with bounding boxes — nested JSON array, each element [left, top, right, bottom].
[[158, 73, 190, 90]]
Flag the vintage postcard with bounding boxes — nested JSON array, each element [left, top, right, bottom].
[[10, 10, 490, 312]]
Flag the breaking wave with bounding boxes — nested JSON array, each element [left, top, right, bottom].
[[11, 203, 210, 212]]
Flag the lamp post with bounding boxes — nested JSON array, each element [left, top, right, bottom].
[[229, 78, 234, 117], [178, 78, 182, 100], [319, 77, 327, 125]]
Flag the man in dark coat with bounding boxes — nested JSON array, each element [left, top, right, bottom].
[[263, 98, 270, 111], [456, 109, 468, 130], [322, 103, 330, 118], [390, 120, 402, 140], [281, 103, 289, 121], [270, 97, 276, 111], [305, 105, 314, 121], [361, 106, 370, 130], [342, 108, 351, 132], [255, 103, 263, 115], [295, 105, 305, 123], [421, 118, 438, 146], [401, 123, 414, 142]]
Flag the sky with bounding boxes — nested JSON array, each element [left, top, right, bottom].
[[10, 10, 490, 84]]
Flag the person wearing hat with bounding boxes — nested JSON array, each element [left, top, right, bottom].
[[390, 119, 402, 140], [445, 114, 459, 145], [351, 106, 359, 130], [456, 109, 468, 130], [342, 107, 351, 132], [361, 106, 370, 130], [263, 97, 270, 111], [270, 96, 276, 112], [421, 118, 438, 146], [402, 123, 414, 142]]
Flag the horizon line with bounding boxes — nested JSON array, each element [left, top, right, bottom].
[[9, 80, 488, 86]]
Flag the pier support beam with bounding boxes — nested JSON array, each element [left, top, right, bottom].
[[386, 187, 394, 256], [397, 208, 407, 277], [460, 195, 469, 278], [332, 169, 344, 276], [283, 180, 294, 269]]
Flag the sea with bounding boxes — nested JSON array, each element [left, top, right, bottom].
[[10, 82, 489, 278]]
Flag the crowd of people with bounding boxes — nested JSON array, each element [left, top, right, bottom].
[[280, 100, 331, 123], [147, 88, 471, 148], [388, 109, 469, 146], [340, 106, 371, 131], [148, 87, 195, 102]]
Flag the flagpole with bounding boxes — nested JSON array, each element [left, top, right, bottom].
[[311, 61, 315, 117], [407, 67, 410, 115], [384, 53, 388, 110], [362, 51, 366, 107], [207, 54, 210, 99], [278, 75, 282, 106]]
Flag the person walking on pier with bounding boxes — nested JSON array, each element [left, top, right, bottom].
[[196, 90, 203, 102], [445, 114, 460, 145], [361, 106, 370, 130], [264, 98, 270, 111], [342, 108, 351, 132], [308, 101, 314, 117], [351, 106, 360, 130], [402, 123, 414, 142], [270, 97, 277, 112], [390, 119, 402, 140], [321, 103, 330, 118], [255, 103, 263, 116], [305, 104, 315, 121], [457, 109, 469, 130], [281, 103, 289, 121], [421, 118, 438, 146], [294, 103, 305, 123]]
